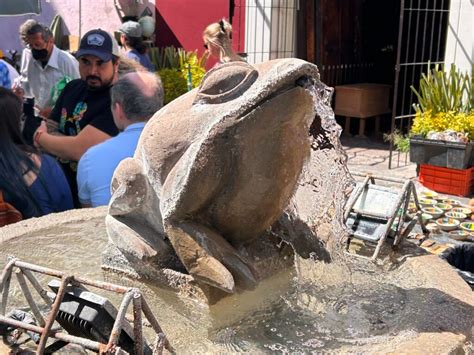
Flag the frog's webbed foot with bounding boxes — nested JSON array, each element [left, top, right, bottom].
[[109, 158, 149, 216], [165, 220, 257, 293]]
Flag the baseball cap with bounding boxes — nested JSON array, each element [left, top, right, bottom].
[[76, 29, 120, 62], [119, 21, 142, 38]]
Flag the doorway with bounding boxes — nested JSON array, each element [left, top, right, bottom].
[[298, 0, 450, 142]]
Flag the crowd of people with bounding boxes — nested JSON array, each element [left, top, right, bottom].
[[0, 17, 242, 225]]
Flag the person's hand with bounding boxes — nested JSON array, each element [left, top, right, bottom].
[[36, 106, 52, 120], [12, 84, 24, 102], [33, 121, 48, 149]]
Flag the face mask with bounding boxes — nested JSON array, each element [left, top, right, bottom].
[[31, 48, 49, 61]]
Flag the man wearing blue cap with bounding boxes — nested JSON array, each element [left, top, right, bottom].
[[33, 29, 121, 206]]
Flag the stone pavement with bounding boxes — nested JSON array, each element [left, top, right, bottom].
[[342, 136, 417, 181]]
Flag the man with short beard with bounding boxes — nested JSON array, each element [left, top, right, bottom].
[[33, 29, 121, 207]]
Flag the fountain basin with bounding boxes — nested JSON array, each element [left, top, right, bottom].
[[0, 208, 473, 353]]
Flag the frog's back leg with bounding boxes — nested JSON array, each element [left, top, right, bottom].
[[159, 134, 257, 292]]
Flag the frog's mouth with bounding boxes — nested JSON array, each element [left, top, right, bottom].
[[260, 75, 315, 103]]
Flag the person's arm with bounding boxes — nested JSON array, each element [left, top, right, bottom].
[[13, 49, 31, 95], [77, 152, 92, 208], [34, 121, 111, 161]]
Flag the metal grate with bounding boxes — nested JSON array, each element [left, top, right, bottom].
[[388, 0, 450, 169], [234, 0, 298, 64], [319, 62, 375, 88]]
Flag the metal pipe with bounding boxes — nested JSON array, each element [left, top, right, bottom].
[[0, 258, 17, 290], [0, 259, 170, 353], [141, 296, 173, 352], [153, 333, 166, 355], [37, 276, 72, 353], [407, 0, 422, 135], [428, 0, 437, 60], [13, 260, 130, 294], [388, 0, 405, 169], [350, 172, 408, 185], [410, 182, 429, 234], [436, 0, 446, 61], [372, 180, 411, 260], [0, 265, 13, 315], [344, 175, 370, 220], [389, 0, 406, 169], [21, 268, 52, 306], [0, 315, 101, 351], [15, 270, 45, 327], [107, 289, 135, 351], [133, 291, 144, 355]]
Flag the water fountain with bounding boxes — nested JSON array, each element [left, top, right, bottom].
[[0, 59, 472, 353]]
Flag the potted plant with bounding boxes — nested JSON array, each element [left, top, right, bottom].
[[408, 64, 473, 169], [149, 46, 208, 105]]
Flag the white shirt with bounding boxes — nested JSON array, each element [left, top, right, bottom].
[[14, 46, 80, 110]]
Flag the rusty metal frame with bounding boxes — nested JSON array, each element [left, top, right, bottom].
[[345, 172, 428, 260], [0, 258, 174, 354]]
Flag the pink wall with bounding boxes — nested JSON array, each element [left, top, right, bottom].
[[0, 0, 155, 56], [155, 0, 244, 69]]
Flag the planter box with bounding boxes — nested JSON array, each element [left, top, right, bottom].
[[410, 137, 474, 169]]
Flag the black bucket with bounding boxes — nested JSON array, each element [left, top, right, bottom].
[[440, 244, 474, 289]]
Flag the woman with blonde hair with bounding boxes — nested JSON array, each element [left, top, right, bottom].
[[203, 18, 244, 64]]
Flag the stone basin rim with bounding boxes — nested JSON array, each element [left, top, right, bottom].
[[0, 207, 473, 354]]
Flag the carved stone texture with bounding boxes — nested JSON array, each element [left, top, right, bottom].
[[106, 58, 343, 298]]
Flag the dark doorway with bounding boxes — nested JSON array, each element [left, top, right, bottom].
[[298, 0, 400, 136]]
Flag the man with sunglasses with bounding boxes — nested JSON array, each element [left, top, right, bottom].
[[13, 20, 79, 119]]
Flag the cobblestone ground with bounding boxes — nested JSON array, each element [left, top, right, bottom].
[[342, 137, 417, 181]]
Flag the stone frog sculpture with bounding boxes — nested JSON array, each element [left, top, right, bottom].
[[105, 58, 322, 296]]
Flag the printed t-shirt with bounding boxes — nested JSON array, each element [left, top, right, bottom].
[[49, 79, 118, 203]]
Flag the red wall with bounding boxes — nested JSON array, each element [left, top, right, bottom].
[[155, 0, 245, 69]]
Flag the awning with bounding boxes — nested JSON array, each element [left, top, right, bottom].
[[0, 0, 41, 16]]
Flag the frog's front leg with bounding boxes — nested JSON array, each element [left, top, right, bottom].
[[160, 139, 257, 292], [164, 220, 257, 293], [107, 158, 169, 260]]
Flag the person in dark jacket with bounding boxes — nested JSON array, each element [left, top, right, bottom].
[[0, 87, 73, 219]]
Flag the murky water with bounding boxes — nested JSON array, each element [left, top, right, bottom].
[[0, 216, 433, 353], [0, 220, 396, 352]]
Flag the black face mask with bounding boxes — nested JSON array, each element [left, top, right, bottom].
[[31, 48, 49, 61]]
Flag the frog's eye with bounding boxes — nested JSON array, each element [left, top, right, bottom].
[[193, 62, 258, 105]]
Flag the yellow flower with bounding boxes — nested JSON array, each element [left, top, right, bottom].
[[411, 110, 474, 139]]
